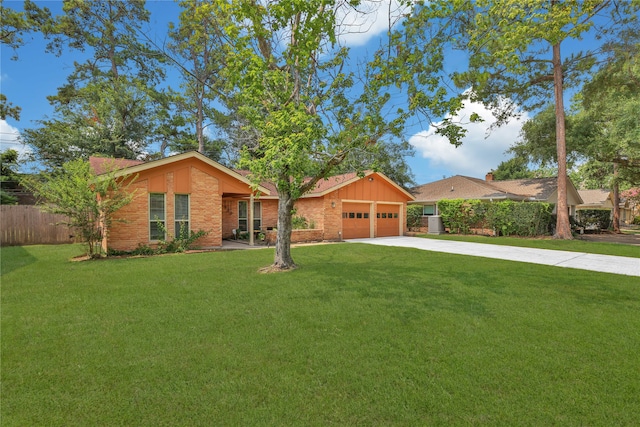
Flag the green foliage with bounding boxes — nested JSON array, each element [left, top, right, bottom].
[[438, 199, 554, 237], [577, 210, 612, 231], [406, 204, 424, 230], [0, 0, 52, 55], [200, 0, 418, 268], [291, 214, 309, 230], [492, 156, 534, 181], [1, 149, 20, 204], [437, 199, 484, 235], [157, 221, 209, 254], [22, 159, 136, 257], [22, 0, 173, 169], [396, 0, 638, 239]]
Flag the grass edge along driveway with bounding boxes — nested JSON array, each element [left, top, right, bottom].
[[2, 243, 640, 426]]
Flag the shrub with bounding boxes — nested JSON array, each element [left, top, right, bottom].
[[406, 204, 423, 230], [292, 214, 309, 229], [438, 199, 483, 234], [437, 199, 554, 236], [577, 209, 612, 231]]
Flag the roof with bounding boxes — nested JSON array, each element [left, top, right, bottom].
[[411, 175, 582, 204], [89, 157, 144, 174], [236, 170, 415, 200], [577, 189, 614, 208], [90, 151, 271, 196], [411, 175, 526, 203]]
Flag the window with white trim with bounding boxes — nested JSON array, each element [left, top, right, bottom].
[[149, 193, 165, 240], [422, 205, 435, 216], [175, 194, 190, 237]]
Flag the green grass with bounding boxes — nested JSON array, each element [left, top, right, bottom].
[[415, 233, 640, 258], [2, 243, 640, 426]]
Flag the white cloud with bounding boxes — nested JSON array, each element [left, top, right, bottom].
[[0, 119, 30, 160], [336, 0, 407, 47], [409, 100, 529, 178]]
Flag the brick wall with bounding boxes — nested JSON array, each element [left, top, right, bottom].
[[294, 197, 325, 230], [108, 166, 222, 251], [190, 167, 221, 247], [264, 228, 324, 244], [108, 179, 150, 251], [322, 194, 342, 240]]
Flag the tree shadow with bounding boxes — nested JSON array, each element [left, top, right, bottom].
[[0, 245, 38, 276]]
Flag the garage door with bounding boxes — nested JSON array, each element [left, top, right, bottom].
[[376, 204, 400, 237], [342, 202, 371, 239]]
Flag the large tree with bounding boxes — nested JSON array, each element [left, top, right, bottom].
[[21, 0, 170, 169], [167, 0, 227, 156], [393, 0, 639, 239], [576, 35, 640, 231], [513, 30, 640, 231], [203, 0, 447, 270]]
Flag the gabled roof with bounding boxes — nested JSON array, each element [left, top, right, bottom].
[[236, 170, 415, 200], [411, 175, 526, 203], [490, 177, 559, 201], [577, 189, 614, 208], [411, 175, 582, 204], [90, 151, 271, 195], [89, 157, 144, 174]]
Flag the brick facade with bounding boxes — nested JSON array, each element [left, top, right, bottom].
[[105, 154, 261, 251], [102, 153, 413, 250]]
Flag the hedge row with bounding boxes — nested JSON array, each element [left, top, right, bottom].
[[437, 199, 554, 237]]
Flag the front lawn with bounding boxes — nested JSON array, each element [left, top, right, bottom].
[[2, 244, 639, 425]]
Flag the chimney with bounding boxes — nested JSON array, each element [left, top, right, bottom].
[[485, 172, 494, 182]]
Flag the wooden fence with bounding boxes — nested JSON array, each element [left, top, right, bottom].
[[1, 205, 76, 246]]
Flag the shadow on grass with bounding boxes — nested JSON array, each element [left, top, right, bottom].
[[297, 245, 493, 320], [0, 245, 38, 276]]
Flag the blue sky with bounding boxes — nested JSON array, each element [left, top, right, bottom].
[[0, 0, 576, 184]]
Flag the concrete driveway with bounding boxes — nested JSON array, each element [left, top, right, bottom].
[[347, 236, 640, 277]]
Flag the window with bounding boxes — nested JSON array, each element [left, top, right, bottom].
[[349, 212, 355, 219], [356, 212, 362, 219], [363, 213, 369, 219], [422, 205, 435, 216], [253, 201, 262, 230], [238, 200, 261, 232], [175, 194, 189, 237], [149, 193, 165, 240]]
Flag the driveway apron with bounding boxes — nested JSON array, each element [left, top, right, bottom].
[[348, 236, 640, 277]]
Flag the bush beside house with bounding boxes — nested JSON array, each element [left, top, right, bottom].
[[437, 199, 554, 237]]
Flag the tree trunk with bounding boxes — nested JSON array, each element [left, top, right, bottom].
[[552, 41, 573, 239], [273, 191, 296, 270], [196, 88, 205, 154], [612, 162, 620, 233]]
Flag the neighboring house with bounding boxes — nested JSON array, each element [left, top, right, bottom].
[[576, 189, 636, 225], [619, 198, 636, 225], [410, 173, 583, 229], [92, 151, 414, 251]]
